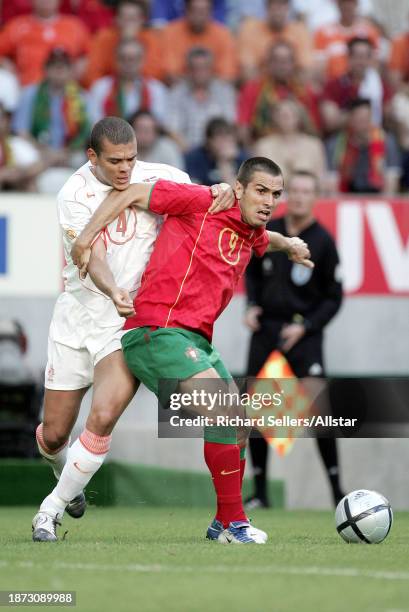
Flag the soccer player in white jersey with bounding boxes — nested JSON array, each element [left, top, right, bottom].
[[32, 117, 231, 541]]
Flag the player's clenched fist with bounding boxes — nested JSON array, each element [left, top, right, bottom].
[[111, 288, 135, 318], [285, 237, 314, 269]]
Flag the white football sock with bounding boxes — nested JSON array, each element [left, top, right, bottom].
[[40, 430, 111, 518], [36, 423, 70, 480]]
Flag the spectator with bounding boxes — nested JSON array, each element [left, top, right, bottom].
[[325, 98, 401, 194], [149, 0, 226, 27], [253, 99, 327, 189], [0, 103, 44, 192], [166, 47, 236, 150], [237, 0, 313, 81], [0, 68, 20, 113], [314, 0, 380, 80], [161, 0, 238, 84], [88, 40, 168, 125], [184, 117, 248, 185], [322, 37, 392, 131], [13, 49, 90, 171], [389, 13, 409, 88], [292, 0, 374, 32], [84, 0, 163, 86], [0, 0, 90, 86], [238, 41, 321, 145], [131, 110, 185, 169]]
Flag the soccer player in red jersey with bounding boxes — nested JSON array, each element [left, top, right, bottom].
[[72, 157, 313, 544]]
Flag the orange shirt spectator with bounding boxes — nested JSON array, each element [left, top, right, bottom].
[[389, 31, 409, 84], [85, 28, 163, 85], [237, 0, 313, 81], [84, 0, 164, 85], [161, 0, 238, 83], [314, 0, 380, 79], [0, 10, 90, 86]]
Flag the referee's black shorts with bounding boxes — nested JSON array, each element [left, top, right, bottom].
[[246, 319, 325, 379]]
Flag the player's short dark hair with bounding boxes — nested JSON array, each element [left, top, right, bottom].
[[347, 36, 374, 54], [288, 170, 320, 193], [237, 157, 282, 188], [89, 117, 136, 155]]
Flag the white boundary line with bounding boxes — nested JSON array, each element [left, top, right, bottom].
[[2, 560, 409, 581]]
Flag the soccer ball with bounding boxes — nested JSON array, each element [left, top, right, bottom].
[[335, 489, 393, 544]]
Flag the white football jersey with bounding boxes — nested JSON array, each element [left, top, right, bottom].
[[57, 160, 190, 329]]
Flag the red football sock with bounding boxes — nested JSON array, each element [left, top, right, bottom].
[[239, 445, 246, 489], [204, 441, 247, 528]]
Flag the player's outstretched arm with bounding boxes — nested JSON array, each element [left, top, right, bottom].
[[87, 238, 135, 317], [71, 183, 153, 274], [266, 231, 314, 268]]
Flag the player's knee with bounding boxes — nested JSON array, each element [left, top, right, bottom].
[[42, 423, 70, 451], [86, 407, 117, 436]]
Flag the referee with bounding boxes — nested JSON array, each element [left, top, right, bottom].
[[245, 170, 344, 508]]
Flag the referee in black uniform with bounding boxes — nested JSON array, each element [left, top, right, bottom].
[[245, 170, 344, 508]]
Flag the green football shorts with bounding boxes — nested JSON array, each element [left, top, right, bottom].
[[121, 326, 236, 444]]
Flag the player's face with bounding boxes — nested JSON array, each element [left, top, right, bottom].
[[287, 175, 317, 218], [236, 171, 284, 228], [88, 138, 137, 191]]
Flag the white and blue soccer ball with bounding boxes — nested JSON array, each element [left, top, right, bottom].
[[335, 489, 393, 544]]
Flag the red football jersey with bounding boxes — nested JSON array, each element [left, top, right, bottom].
[[123, 180, 269, 340]]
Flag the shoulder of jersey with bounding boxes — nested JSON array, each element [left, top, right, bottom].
[[135, 161, 191, 184], [57, 163, 93, 202]]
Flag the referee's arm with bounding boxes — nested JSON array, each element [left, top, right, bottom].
[[304, 238, 343, 334]]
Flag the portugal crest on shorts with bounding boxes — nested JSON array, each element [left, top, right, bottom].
[[185, 346, 199, 362]]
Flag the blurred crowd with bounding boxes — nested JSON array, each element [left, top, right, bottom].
[[1, 0, 409, 195]]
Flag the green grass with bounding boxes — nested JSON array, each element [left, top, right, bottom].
[[0, 507, 408, 612]]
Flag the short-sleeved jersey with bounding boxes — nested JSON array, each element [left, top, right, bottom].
[[57, 161, 190, 330], [123, 180, 269, 341]]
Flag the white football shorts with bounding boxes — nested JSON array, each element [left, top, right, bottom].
[[44, 293, 125, 390]]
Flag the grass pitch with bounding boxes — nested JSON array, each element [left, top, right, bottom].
[[1, 507, 409, 612]]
